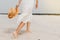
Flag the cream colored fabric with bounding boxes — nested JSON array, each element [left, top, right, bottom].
[[17, 0, 35, 23]]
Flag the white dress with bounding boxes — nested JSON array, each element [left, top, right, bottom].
[[17, 0, 35, 24]]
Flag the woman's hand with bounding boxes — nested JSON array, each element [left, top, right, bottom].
[[16, 4, 19, 8], [36, 0, 38, 9], [15, 4, 19, 11], [36, 3, 38, 9]]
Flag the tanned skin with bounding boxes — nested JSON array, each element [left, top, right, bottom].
[[36, 0, 38, 9]]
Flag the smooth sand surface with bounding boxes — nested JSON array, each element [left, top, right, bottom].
[[0, 15, 60, 40]]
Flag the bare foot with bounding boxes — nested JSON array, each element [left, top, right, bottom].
[[25, 30, 31, 33], [12, 31, 18, 38]]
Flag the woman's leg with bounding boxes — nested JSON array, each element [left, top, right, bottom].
[[13, 21, 25, 37], [26, 21, 31, 32]]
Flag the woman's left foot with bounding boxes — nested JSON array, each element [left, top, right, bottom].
[[12, 31, 18, 38]]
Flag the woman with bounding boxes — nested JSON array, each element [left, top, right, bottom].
[[13, 0, 38, 38]]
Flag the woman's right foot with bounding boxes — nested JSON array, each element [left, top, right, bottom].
[[25, 30, 31, 33]]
